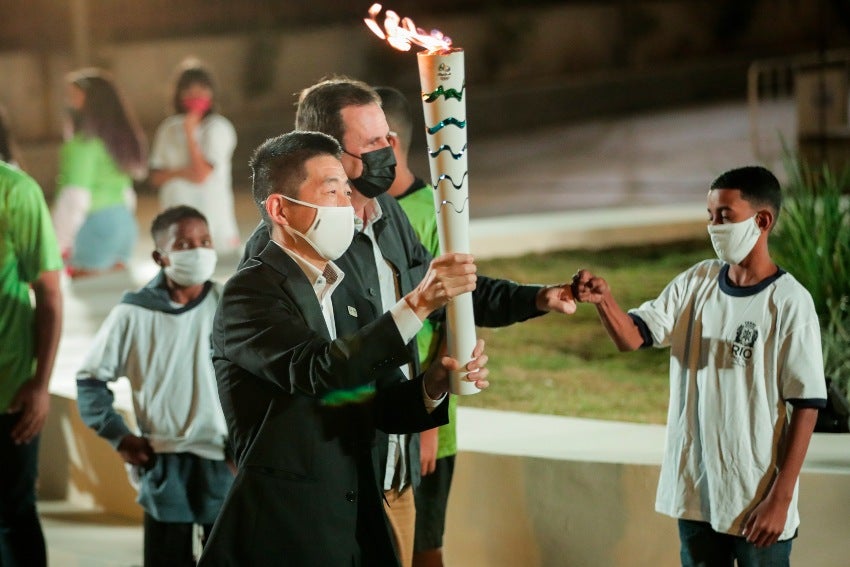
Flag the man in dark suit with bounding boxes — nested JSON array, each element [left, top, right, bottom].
[[198, 131, 489, 567], [240, 78, 577, 565]]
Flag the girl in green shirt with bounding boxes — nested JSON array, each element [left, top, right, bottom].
[[52, 68, 147, 277]]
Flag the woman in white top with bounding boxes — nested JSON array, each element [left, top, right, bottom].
[[149, 59, 241, 253]]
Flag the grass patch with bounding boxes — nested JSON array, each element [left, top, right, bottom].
[[464, 239, 714, 424]]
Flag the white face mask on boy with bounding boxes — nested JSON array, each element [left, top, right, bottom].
[[707, 215, 761, 265], [281, 195, 354, 261], [163, 248, 218, 286]]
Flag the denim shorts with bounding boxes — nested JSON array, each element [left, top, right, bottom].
[[71, 205, 137, 270]]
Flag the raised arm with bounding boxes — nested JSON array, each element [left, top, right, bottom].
[[572, 269, 644, 352], [216, 252, 477, 396]]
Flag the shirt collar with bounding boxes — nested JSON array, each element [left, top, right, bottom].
[[354, 197, 384, 233], [274, 241, 344, 300]]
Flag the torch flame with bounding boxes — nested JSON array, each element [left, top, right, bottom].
[[365, 3, 452, 53]]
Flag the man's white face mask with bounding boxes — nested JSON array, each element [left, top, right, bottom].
[[282, 195, 355, 261], [163, 248, 217, 286], [707, 215, 761, 265]]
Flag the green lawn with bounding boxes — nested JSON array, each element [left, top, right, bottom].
[[463, 239, 714, 424]]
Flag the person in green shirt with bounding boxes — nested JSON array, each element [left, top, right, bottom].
[[377, 86, 457, 567], [0, 104, 18, 165], [0, 157, 64, 567], [52, 68, 147, 278]]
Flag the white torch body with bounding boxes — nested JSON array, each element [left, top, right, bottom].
[[417, 49, 479, 395]]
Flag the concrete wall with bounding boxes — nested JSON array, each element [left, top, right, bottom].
[[445, 452, 850, 567], [40, 394, 142, 521], [443, 408, 850, 567]]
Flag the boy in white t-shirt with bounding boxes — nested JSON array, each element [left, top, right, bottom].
[[572, 166, 826, 566], [76, 205, 233, 566]]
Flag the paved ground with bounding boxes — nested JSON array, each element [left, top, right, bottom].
[[39, 98, 814, 566]]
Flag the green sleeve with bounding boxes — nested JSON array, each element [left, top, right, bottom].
[[399, 186, 443, 367], [12, 172, 63, 282], [398, 185, 441, 257]]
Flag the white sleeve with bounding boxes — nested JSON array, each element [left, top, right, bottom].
[[199, 116, 236, 166], [778, 294, 827, 403], [628, 267, 693, 348], [51, 186, 91, 253], [148, 120, 171, 170], [389, 298, 424, 345], [422, 382, 446, 412]]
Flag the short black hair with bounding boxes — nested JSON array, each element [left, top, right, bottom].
[[375, 86, 413, 151], [710, 165, 782, 219], [249, 130, 343, 227], [151, 205, 208, 244]]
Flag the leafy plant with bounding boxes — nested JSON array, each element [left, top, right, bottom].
[[772, 156, 850, 400]]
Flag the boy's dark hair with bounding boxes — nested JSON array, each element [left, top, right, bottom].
[[172, 58, 217, 116], [295, 77, 380, 147], [710, 165, 782, 220], [249, 130, 343, 227], [375, 86, 413, 151], [151, 205, 208, 243]]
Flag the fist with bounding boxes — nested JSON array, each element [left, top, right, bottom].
[[571, 269, 609, 304]]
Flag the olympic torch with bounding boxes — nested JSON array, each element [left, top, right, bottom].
[[366, 4, 479, 394]]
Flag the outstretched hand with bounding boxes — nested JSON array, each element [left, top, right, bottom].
[[536, 284, 577, 314]]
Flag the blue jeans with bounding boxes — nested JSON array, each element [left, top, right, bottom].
[[0, 413, 46, 567], [678, 519, 792, 567]]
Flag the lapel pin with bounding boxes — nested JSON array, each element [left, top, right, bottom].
[[348, 306, 358, 318]]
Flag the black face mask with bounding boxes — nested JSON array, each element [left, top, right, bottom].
[[346, 146, 396, 198]]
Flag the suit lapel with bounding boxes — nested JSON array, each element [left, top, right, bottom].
[[337, 233, 382, 321], [257, 240, 332, 341]]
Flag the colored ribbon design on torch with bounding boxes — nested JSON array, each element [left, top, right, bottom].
[[438, 197, 469, 214], [429, 143, 467, 159], [426, 117, 467, 134], [435, 171, 468, 189], [423, 83, 466, 102]]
